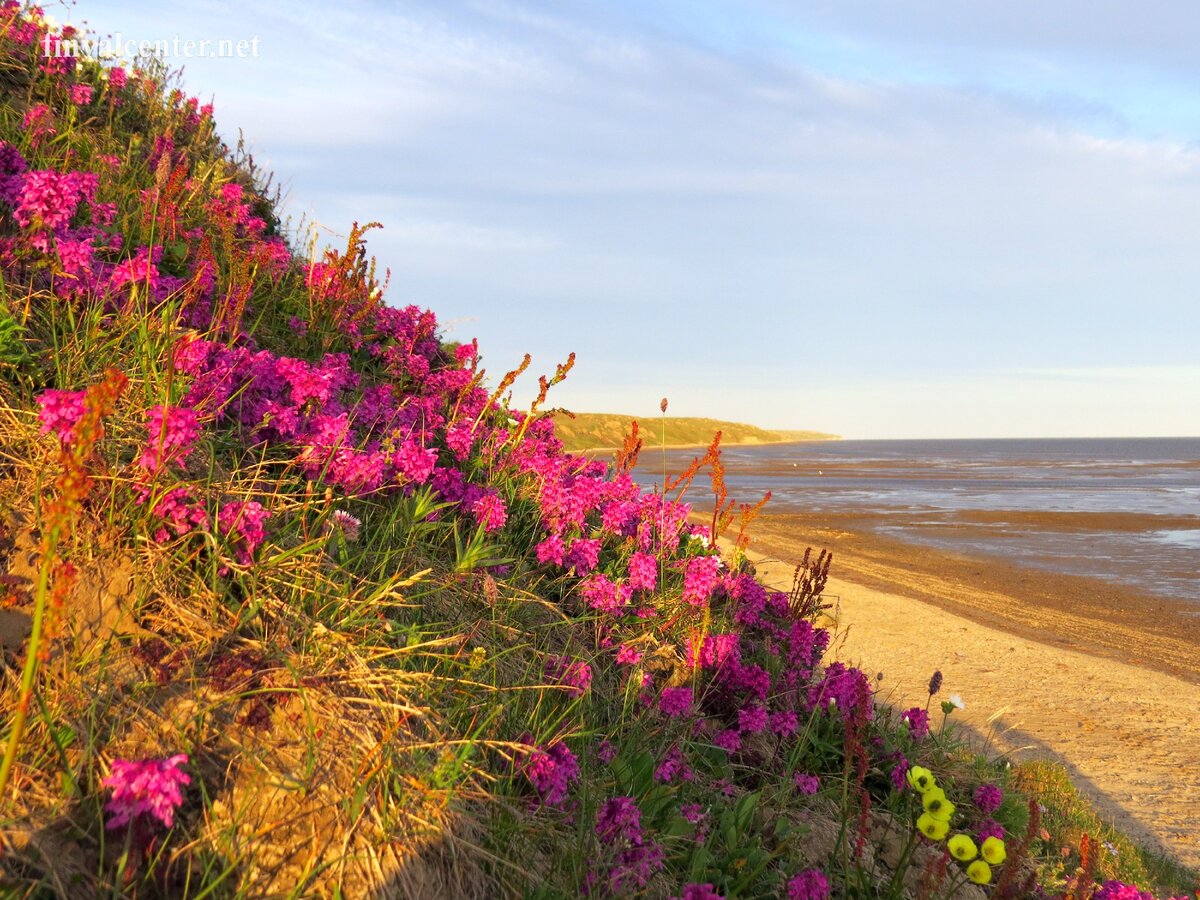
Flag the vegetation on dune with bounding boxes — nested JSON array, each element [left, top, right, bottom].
[[552, 413, 837, 454], [0, 5, 1195, 898]]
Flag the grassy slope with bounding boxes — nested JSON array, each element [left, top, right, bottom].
[[0, 8, 1194, 900], [553, 413, 838, 453]]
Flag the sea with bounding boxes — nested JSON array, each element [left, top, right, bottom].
[[645, 437, 1200, 603]]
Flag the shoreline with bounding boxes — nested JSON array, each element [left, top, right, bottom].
[[733, 518, 1200, 868]]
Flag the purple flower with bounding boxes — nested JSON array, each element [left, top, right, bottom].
[[738, 705, 768, 734], [595, 796, 642, 845], [713, 729, 741, 753], [523, 741, 579, 807], [677, 885, 724, 900], [680, 803, 706, 824], [544, 656, 592, 697], [103, 754, 190, 830], [974, 783, 1003, 814], [659, 686, 693, 718], [890, 759, 910, 793], [902, 707, 930, 741], [977, 818, 1006, 843], [654, 744, 693, 783], [794, 773, 820, 795], [787, 869, 831, 900], [770, 710, 799, 736]]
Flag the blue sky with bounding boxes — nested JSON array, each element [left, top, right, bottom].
[[78, 0, 1200, 437]]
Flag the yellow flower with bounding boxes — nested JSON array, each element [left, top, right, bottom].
[[981, 836, 1007, 865], [917, 813, 950, 841], [966, 860, 992, 884], [947, 833, 977, 861], [906, 765, 936, 793], [922, 788, 955, 821]]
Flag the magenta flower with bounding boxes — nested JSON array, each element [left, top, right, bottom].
[[595, 796, 642, 846], [544, 656, 592, 697], [37, 388, 88, 445], [973, 783, 1003, 814], [681, 555, 720, 605], [787, 869, 831, 900], [977, 818, 1005, 843], [659, 686, 693, 718], [794, 773, 820, 795], [627, 551, 658, 591], [890, 759, 910, 793], [677, 885, 723, 900], [902, 706, 930, 741], [138, 404, 200, 473], [522, 741, 579, 807], [535, 533, 566, 566], [738, 705, 768, 734], [103, 754, 190, 830], [615, 643, 643, 665]]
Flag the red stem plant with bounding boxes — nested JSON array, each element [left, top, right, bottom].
[[0, 367, 127, 806]]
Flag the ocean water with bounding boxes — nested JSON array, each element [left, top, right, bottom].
[[647, 438, 1200, 602]]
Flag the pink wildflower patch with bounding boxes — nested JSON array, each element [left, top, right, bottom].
[[615, 643, 643, 665], [544, 656, 592, 697], [794, 773, 821, 795], [103, 754, 190, 830], [677, 885, 723, 900], [973, 783, 1003, 814], [139, 404, 200, 473], [37, 388, 87, 444], [659, 686, 693, 718], [522, 740, 579, 807], [901, 706, 930, 741], [681, 555, 720, 605], [787, 869, 831, 900], [627, 551, 657, 591]]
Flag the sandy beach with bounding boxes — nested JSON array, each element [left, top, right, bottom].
[[739, 515, 1200, 869]]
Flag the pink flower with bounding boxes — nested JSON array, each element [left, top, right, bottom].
[[890, 759, 910, 792], [69, 84, 92, 105], [902, 707, 930, 741], [713, 729, 741, 752], [787, 869, 830, 900], [522, 740, 578, 807], [615, 644, 643, 666], [217, 500, 269, 565], [659, 686, 693, 718], [977, 818, 1005, 843], [138, 405, 200, 473], [535, 533, 566, 566], [794, 773, 821, 795], [565, 537, 601, 575], [738, 705, 768, 734], [103, 754, 190, 829], [470, 489, 508, 532], [37, 388, 87, 444], [677, 885, 723, 900], [327, 510, 362, 543], [627, 551, 657, 591], [544, 656, 592, 697], [974, 783, 1003, 814], [682, 555, 720, 605]]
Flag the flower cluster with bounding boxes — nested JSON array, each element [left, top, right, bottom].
[[905, 765, 1006, 885], [102, 754, 191, 830]]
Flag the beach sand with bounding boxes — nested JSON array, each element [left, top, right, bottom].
[[737, 514, 1200, 869]]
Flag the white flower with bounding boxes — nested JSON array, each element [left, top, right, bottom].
[[949, 694, 965, 710]]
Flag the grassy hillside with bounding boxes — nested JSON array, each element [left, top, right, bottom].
[[553, 413, 838, 453], [0, 7, 1194, 899]]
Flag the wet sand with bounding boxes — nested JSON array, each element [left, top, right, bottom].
[[734, 513, 1200, 869]]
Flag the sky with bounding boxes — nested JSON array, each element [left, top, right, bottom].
[[74, 0, 1200, 438]]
